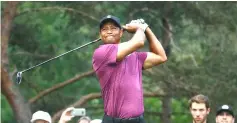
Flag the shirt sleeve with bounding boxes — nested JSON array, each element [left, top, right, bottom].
[[92, 44, 118, 71], [136, 52, 148, 69]]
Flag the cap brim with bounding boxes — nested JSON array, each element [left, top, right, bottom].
[[100, 18, 121, 29], [30, 118, 51, 123], [216, 109, 234, 117]]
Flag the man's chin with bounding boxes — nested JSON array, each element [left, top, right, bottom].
[[219, 121, 228, 123], [194, 119, 204, 123], [104, 40, 117, 44]]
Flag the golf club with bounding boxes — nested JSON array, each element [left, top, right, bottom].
[[16, 38, 101, 84]]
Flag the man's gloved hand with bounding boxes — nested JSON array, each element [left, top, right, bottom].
[[128, 18, 149, 32], [123, 18, 148, 33]]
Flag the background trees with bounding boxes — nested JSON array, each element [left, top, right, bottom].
[[1, 1, 237, 123]]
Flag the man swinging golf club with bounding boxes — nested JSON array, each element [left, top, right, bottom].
[[92, 15, 167, 123]]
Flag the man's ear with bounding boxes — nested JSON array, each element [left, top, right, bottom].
[[207, 108, 210, 114], [216, 116, 218, 123], [119, 28, 124, 38], [99, 35, 102, 39], [189, 108, 192, 112], [99, 31, 102, 39]]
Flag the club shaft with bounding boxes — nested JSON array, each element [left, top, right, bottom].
[[21, 38, 100, 73]]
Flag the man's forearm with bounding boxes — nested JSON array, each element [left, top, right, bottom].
[[145, 27, 167, 59], [117, 28, 146, 61], [130, 28, 146, 45]]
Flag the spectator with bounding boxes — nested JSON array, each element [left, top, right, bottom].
[[188, 94, 210, 123], [216, 104, 235, 123], [31, 110, 51, 123], [78, 116, 91, 123]]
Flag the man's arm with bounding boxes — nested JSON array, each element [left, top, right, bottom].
[[143, 27, 167, 69], [116, 25, 146, 61]]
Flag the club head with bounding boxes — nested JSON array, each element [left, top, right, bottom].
[[16, 72, 22, 84]]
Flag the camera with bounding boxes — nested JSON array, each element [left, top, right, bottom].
[[71, 108, 86, 116]]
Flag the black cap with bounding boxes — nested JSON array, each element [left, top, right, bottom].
[[216, 104, 235, 117], [99, 15, 121, 29]]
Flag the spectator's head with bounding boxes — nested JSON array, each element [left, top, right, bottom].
[[90, 119, 102, 123], [216, 104, 235, 123], [78, 116, 91, 123], [31, 111, 51, 123], [188, 94, 210, 123]]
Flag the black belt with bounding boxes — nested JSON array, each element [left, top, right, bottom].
[[103, 114, 144, 123]]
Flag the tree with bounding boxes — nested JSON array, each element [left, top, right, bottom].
[[1, 1, 32, 123]]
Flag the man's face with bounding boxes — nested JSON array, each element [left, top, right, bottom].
[[100, 21, 123, 44], [34, 119, 49, 123], [216, 111, 235, 123], [190, 102, 210, 123]]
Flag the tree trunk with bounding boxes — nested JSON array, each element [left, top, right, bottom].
[[161, 1, 173, 56], [161, 17, 172, 57], [2, 68, 32, 123], [1, 2, 32, 123], [160, 3, 173, 122], [161, 96, 172, 123]]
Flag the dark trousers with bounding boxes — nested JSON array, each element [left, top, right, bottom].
[[102, 114, 145, 123]]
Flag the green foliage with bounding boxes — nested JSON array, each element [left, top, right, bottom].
[[1, 95, 15, 123]]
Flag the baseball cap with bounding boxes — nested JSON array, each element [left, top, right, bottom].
[[78, 116, 91, 122], [216, 104, 235, 117], [99, 15, 121, 29], [31, 111, 52, 123], [90, 119, 102, 123]]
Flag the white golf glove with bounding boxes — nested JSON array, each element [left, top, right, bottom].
[[129, 18, 148, 32]]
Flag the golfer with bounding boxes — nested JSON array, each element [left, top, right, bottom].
[[92, 15, 167, 123]]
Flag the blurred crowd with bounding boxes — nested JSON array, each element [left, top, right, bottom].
[[30, 94, 235, 123], [189, 94, 235, 123], [30, 107, 102, 123]]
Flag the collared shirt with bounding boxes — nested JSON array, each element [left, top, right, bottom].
[[92, 44, 147, 118]]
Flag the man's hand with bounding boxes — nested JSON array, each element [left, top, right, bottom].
[[137, 19, 149, 32], [122, 18, 149, 33], [122, 22, 141, 33], [58, 107, 75, 123]]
